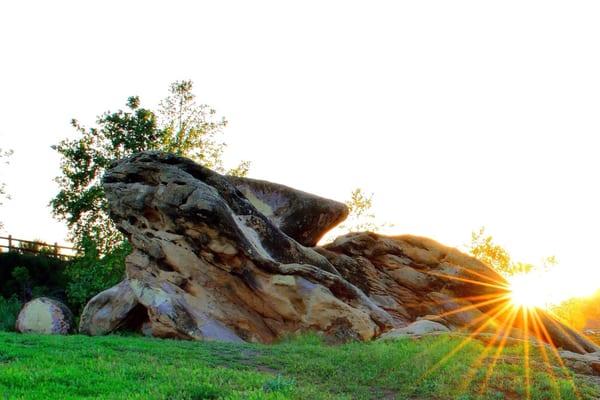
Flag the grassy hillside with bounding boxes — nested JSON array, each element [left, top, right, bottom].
[[0, 332, 597, 399]]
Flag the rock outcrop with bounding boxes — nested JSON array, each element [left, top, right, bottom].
[[79, 151, 598, 355], [81, 152, 391, 343], [318, 232, 599, 354], [16, 297, 73, 334], [559, 350, 600, 376]]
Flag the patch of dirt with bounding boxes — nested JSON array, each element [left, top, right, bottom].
[[224, 348, 283, 375]]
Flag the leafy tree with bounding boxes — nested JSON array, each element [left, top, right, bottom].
[[51, 80, 248, 253], [159, 81, 227, 170], [157, 80, 250, 175], [51, 96, 160, 252], [468, 227, 513, 274], [467, 227, 556, 276], [51, 80, 249, 310], [340, 188, 393, 233], [321, 188, 392, 243], [0, 148, 13, 231], [340, 188, 378, 233]]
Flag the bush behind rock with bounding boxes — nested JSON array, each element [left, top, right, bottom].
[[0, 296, 22, 331]]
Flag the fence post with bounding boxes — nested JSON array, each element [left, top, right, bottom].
[[8, 235, 12, 252], [54, 242, 59, 257]]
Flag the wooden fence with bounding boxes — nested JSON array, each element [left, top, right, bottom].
[[0, 235, 78, 259]]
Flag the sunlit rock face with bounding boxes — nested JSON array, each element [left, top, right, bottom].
[[16, 297, 73, 334], [79, 151, 598, 353]]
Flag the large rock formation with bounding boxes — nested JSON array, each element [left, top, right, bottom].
[[81, 152, 391, 343], [80, 151, 598, 354]]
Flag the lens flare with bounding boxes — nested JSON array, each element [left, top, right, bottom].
[[415, 262, 596, 400], [508, 273, 548, 308], [508, 265, 600, 310]]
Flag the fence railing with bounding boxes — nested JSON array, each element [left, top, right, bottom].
[[0, 235, 78, 259]]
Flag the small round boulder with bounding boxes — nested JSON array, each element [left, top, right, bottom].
[[378, 320, 450, 341], [15, 297, 74, 334]]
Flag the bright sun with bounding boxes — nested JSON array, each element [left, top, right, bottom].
[[508, 266, 600, 310], [508, 273, 548, 309]]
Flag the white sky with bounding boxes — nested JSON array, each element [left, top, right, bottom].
[[1, 1, 599, 293]]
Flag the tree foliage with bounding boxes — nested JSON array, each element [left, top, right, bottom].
[[158, 81, 227, 170], [468, 227, 513, 274], [51, 96, 160, 252], [51, 80, 250, 310], [467, 227, 556, 276], [340, 188, 378, 232], [51, 80, 248, 253], [321, 188, 392, 243], [551, 296, 590, 330]]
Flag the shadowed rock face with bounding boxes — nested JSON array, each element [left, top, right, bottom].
[[79, 151, 598, 354], [226, 176, 348, 247], [79, 279, 140, 336]]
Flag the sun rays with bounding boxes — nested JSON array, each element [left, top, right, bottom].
[[409, 267, 595, 400]]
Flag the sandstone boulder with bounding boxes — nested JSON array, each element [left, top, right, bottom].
[[378, 320, 450, 340], [79, 279, 141, 336], [16, 297, 73, 334]]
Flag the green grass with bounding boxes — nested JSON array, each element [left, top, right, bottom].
[[0, 297, 21, 332], [0, 332, 597, 399]]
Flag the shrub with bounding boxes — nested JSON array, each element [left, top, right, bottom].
[[0, 296, 21, 331], [65, 237, 130, 315]]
